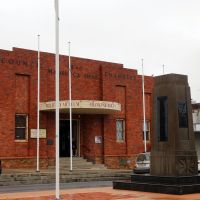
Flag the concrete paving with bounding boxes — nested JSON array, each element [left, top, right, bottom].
[[0, 181, 113, 193], [1, 186, 200, 200], [1, 167, 200, 199]]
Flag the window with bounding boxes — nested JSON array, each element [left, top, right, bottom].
[[116, 119, 125, 141], [15, 114, 28, 140], [142, 121, 150, 141]]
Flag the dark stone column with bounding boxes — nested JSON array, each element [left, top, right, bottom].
[[151, 74, 198, 176]]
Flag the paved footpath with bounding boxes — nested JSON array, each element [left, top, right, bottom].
[[1, 187, 200, 200]]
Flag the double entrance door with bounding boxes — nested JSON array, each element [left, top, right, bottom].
[[59, 119, 79, 157]]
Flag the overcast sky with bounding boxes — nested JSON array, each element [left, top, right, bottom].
[[1, 0, 200, 102]]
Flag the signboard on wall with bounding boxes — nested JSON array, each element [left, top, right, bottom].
[[39, 100, 121, 113], [31, 129, 46, 138], [95, 136, 102, 144]]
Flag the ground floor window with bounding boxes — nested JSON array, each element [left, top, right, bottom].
[[116, 119, 125, 142], [15, 114, 28, 140], [142, 120, 150, 141]]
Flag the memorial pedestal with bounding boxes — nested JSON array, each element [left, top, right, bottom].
[[113, 174, 200, 194]]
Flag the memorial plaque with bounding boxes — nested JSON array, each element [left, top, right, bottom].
[[178, 101, 188, 128], [157, 96, 168, 141]]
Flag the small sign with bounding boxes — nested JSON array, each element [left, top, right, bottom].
[[31, 129, 46, 138], [47, 139, 53, 145], [95, 136, 102, 144]]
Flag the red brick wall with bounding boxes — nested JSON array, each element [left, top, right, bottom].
[[0, 47, 154, 169], [80, 115, 104, 163], [15, 74, 29, 113]]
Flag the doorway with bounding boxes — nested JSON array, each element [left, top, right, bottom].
[[59, 119, 79, 157]]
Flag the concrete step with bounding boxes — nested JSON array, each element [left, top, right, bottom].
[[59, 157, 87, 163], [59, 161, 94, 166], [0, 169, 132, 186], [60, 164, 106, 169], [49, 165, 106, 170], [49, 157, 107, 170]]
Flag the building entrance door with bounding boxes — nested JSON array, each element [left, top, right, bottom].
[[59, 120, 79, 157]]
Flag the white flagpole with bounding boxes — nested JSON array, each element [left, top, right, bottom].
[[141, 58, 147, 153], [36, 34, 40, 172], [55, 0, 60, 199], [68, 41, 73, 171], [162, 64, 165, 75]]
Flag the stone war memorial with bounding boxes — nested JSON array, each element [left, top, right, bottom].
[[113, 74, 200, 194]]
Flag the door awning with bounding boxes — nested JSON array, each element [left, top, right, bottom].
[[40, 100, 121, 114]]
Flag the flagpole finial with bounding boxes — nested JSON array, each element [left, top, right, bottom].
[[162, 64, 165, 75]]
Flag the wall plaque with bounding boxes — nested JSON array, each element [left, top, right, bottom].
[[95, 136, 102, 144], [30, 129, 46, 138]]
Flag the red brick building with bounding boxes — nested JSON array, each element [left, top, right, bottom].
[[0, 47, 154, 169]]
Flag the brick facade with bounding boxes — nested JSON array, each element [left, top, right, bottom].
[[0, 47, 154, 169]]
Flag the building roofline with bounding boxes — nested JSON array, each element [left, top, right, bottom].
[[11, 47, 124, 67]]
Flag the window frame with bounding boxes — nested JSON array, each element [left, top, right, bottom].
[[15, 114, 28, 142], [116, 119, 125, 142]]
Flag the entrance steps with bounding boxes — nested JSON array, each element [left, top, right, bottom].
[[0, 169, 132, 186], [49, 157, 107, 170]]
